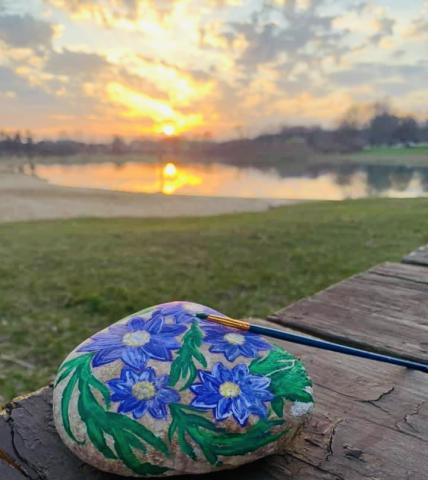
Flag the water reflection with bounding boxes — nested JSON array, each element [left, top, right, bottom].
[[29, 161, 428, 200], [160, 162, 202, 194]]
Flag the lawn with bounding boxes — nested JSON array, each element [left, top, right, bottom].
[[357, 145, 428, 156], [344, 145, 428, 167], [1, 197, 428, 403]]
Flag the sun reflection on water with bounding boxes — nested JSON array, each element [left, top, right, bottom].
[[161, 162, 202, 195]]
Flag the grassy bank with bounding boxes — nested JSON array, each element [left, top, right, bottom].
[[344, 145, 428, 167], [1, 197, 428, 402], [357, 145, 428, 156]]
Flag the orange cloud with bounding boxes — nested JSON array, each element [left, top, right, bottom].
[[106, 82, 204, 134]]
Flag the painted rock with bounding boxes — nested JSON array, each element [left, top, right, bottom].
[[53, 301, 314, 477]]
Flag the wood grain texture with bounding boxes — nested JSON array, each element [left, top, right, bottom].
[[0, 416, 29, 480], [402, 245, 428, 267], [282, 335, 428, 480], [270, 262, 428, 363]]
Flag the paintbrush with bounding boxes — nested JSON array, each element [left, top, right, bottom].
[[196, 313, 428, 373]]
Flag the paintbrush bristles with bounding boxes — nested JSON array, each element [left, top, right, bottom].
[[196, 313, 250, 331]]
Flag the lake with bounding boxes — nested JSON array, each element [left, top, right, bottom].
[[27, 160, 428, 200]]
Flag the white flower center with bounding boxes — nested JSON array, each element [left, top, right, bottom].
[[132, 381, 155, 400], [224, 333, 245, 346], [164, 315, 175, 323], [219, 381, 241, 398], [123, 330, 151, 347]]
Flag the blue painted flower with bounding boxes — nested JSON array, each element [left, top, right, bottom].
[[107, 367, 179, 419], [150, 301, 221, 325], [203, 324, 271, 361], [78, 316, 186, 368], [190, 363, 273, 426]]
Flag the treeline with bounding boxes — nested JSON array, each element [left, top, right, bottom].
[[0, 131, 109, 157], [1, 106, 427, 158], [255, 105, 428, 154]]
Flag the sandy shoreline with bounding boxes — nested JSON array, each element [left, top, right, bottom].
[[0, 170, 297, 223]]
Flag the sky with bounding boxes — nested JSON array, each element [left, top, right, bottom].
[[0, 0, 427, 140]]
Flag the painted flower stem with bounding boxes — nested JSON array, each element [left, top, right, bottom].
[[57, 353, 169, 476], [169, 321, 207, 389], [168, 403, 286, 465]]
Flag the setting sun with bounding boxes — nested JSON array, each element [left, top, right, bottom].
[[0, 1, 426, 139], [162, 125, 176, 137]]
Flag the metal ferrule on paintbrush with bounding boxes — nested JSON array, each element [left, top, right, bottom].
[[198, 313, 250, 331]]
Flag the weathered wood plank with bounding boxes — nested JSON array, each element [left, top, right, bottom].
[[269, 262, 428, 363], [1, 388, 123, 480], [267, 324, 428, 480], [0, 415, 34, 479], [1, 323, 427, 480], [402, 245, 428, 267], [0, 463, 27, 480]]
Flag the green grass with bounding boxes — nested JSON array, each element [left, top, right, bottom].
[[357, 145, 428, 156], [1, 198, 428, 403], [343, 145, 428, 167]]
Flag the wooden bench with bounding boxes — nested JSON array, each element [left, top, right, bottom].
[[1, 249, 428, 479]]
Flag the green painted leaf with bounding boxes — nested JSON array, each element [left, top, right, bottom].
[[55, 365, 73, 387], [58, 354, 88, 373], [169, 321, 206, 388], [88, 375, 111, 408], [181, 362, 197, 390], [126, 432, 147, 454], [168, 418, 178, 444], [105, 412, 169, 456], [205, 418, 286, 456], [60, 370, 81, 443], [250, 346, 313, 403], [114, 434, 169, 476], [58, 353, 170, 476], [170, 404, 220, 432], [55, 354, 88, 386], [86, 418, 117, 459], [271, 396, 284, 417], [178, 429, 196, 460], [169, 403, 286, 465], [197, 440, 218, 466]]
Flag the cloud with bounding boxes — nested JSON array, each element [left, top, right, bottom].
[[237, 11, 327, 61], [0, 0, 426, 138], [0, 64, 61, 118], [0, 65, 34, 95], [0, 13, 55, 48], [116, 55, 215, 108], [45, 0, 166, 26], [45, 49, 109, 76], [106, 81, 204, 131], [369, 15, 395, 45], [226, 0, 349, 84], [330, 62, 428, 87], [407, 4, 428, 40]]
